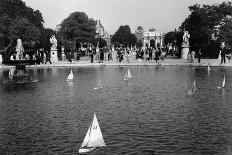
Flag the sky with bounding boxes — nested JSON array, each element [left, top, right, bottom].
[[23, 0, 226, 35]]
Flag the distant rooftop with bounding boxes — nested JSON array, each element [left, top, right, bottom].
[[149, 27, 156, 32], [136, 26, 143, 30]]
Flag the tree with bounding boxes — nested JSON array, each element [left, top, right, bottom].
[[39, 28, 57, 51], [136, 40, 143, 48], [58, 12, 96, 47], [164, 32, 176, 45], [219, 20, 232, 48], [8, 17, 41, 41], [180, 2, 232, 58], [95, 37, 107, 48], [0, 0, 44, 48], [111, 25, 137, 47]]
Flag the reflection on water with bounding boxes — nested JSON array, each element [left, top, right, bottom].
[[67, 81, 74, 96], [0, 66, 232, 154]]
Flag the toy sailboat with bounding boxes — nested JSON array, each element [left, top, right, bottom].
[[66, 69, 73, 81], [124, 68, 132, 80], [93, 80, 103, 90], [188, 79, 196, 95], [217, 74, 225, 89], [79, 113, 106, 153]]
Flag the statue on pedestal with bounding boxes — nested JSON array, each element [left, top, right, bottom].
[[15, 38, 24, 59], [181, 31, 190, 59], [182, 31, 190, 46], [50, 35, 58, 62], [50, 35, 57, 50]]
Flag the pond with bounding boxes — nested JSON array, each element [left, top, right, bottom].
[[0, 66, 232, 154]]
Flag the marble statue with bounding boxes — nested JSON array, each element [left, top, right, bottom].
[[182, 31, 190, 46], [50, 35, 57, 50], [15, 38, 24, 59]]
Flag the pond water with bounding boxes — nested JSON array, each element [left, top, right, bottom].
[[0, 66, 232, 155]]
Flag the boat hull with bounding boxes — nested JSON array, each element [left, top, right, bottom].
[[217, 86, 223, 89], [79, 147, 95, 153], [93, 86, 102, 90], [124, 78, 132, 81], [188, 90, 195, 95]]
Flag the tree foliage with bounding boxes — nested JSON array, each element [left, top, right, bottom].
[[111, 25, 137, 47], [38, 28, 57, 51], [180, 2, 232, 58], [164, 31, 183, 54], [164, 32, 176, 45], [58, 12, 96, 46], [0, 0, 44, 48], [219, 20, 232, 48]]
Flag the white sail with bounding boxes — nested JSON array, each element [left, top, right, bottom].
[[217, 74, 225, 89], [79, 113, 105, 153], [222, 74, 225, 88], [66, 69, 73, 81], [124, 69, 132, 80], [94, 80, 102, 89], [80, 124, 91, 148], [127, 69, 132, 79], [88, 113, 105, 147]]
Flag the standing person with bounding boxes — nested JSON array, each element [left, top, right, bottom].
[[187, 52, 191, 63], [149, 47, 153, 60], [197, 49, 201, 63], [154, 49, 159, 63], [126, 50, 130, 63], [96, 43, 100, 62], [100, 48, 104, 63], [90, 49, 94, 63], [45, 50, 52, 64], [220, 42, 226, 63], [67, 49, 72, 64], [108, 50, 112, 61]]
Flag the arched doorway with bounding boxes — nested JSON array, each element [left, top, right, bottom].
[[150, 39, 155, 48]]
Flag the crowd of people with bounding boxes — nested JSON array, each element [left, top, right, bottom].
[[52, 46, 167, 64], [2, 40, 232, 65], [187, 42, 232, 64]]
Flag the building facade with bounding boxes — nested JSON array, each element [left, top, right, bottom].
[[135, 26, 163, 48], [96, 20, 105, 38], [135, 26, 144, 42], [95, 20, 111, 46]]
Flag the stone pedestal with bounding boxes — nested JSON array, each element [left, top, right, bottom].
[[182, 45, 189, 59], [50, 49, 58, 63]]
